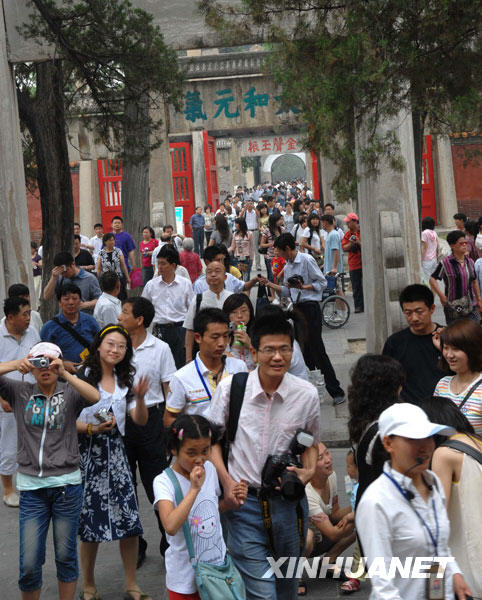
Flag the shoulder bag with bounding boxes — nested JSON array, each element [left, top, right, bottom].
[[53, 317, 90, 361], [438, 439, 482, 466], [441, 258, 473, 320], [164, 468, 246, 600]]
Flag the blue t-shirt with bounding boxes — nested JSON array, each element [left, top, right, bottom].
[[40, 312, 100, 362], [324, 229, 343, 273], [114, 231, 136, 268]]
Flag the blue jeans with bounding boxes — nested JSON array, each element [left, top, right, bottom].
[[264, 257, 274, 282], [224, 493, 308, 600], [233, 257, 252, 281], [193, 228, 204, 256], [19, 484, 83, 591]]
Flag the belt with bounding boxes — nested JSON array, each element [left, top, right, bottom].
[[155, 321, 184, 328], [147, 403, 163, 410], [247, 486, 259, 496]]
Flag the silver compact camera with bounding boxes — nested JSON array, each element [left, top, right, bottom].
[[94, 408, 113, 423], [29, 357, 50, 369]]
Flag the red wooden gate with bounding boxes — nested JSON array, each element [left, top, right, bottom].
[[203, 131, 219, 211], [311, 151, 320, 200], [421, 135, 436, 222], [170, 142, 195, 235], [97, 159, 122, 229]]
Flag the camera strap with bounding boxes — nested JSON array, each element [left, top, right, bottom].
[[258, 489, 305, 559]]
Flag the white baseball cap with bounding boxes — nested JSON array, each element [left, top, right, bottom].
[[378, 403, 455, 439], [29, 342, 62, 359]]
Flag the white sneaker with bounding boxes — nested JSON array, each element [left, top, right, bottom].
[[3, 492, 19, 507]]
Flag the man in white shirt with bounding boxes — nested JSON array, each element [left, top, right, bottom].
[[0, 297, 40, 507], [164, 308, 247, 427], [6, 284, 43, 334], [74, 222, 94, 252], [118, 296, 176, 565], [93, 272, 122, 329], [241, 200, 261, 269], [207, 314, 321, 600], [184, 261, 233, 362], [89, 222, 104, 264], [142, 244, 193, 369]]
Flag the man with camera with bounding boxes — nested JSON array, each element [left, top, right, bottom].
[[265, 233, 346, 406], [208, 315, 321, 600], [341, 213, 364, 313]]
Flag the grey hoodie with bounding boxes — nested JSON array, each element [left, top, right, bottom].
[[0, 376, 91, 477]]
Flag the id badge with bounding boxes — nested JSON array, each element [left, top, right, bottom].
[[426, 563, 445, 600]]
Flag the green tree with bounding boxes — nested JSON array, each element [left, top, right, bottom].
[[16, 0, 184, 317], [200, 0, 481, 207]]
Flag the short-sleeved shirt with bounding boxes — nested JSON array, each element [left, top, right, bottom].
[[421, 229, 438, 261], [210, 230, 232, 249], [193, 272, 244, 294], [166, 353, 247, 418], [324, 229, 343, 273], [306, 472, 338, 542], [74, 249, 95, 269], [153, 462, 226, 594], [93, 292, 122, 329], [54, 269, 101, 309], [183, 289, 233, 331], [431, 255, 477, 303], [114, 231, 136, 268], [40, 311, 100, 362], [140, 239, 159, 268], [341, 229, 362, 271], [435, 375, 482, 436], [180, 251, 203, 283]]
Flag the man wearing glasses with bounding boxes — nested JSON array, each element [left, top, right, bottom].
[[383, 284, 444, 405]]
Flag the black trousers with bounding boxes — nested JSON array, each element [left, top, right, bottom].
[[153, 323, 186, 369], [296, 301, 344, 399], [349, 268, 364, 311], [125, 404, 168, 548]]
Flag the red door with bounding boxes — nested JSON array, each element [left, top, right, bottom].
[[170, 142, 195, 235], [421, 135, 436, 222], [203, 131, 220, 211], [97, 159, 122, 230]]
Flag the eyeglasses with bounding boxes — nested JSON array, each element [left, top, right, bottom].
[[257, 346, 293, 357]]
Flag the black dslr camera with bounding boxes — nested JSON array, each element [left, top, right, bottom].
[[261, 429, 314, 501], [287, 274, 304, 288]]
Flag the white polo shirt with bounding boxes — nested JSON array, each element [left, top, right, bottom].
[[132, 332, 176, 408], [183, 289, 233, 331], [166, 353, 247, 418]]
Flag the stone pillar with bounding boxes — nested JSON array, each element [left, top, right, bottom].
[[433, 135, 458, 228], [229, 138, 242, 190], [0, 8, 34, 306], [356, 108, 421, 353], [149, 102, 176, 229], [192, 130, 208, 208], [78, 160, 101, 236]]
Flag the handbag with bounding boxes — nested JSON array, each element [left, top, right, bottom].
[[444, 295, 473, 321], [165, 468, 246, 600]]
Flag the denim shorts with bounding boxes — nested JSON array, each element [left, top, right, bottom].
[[19, 484, 83, 591]]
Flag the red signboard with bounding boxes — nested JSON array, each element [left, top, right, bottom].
[[97, 159, 122, 230]]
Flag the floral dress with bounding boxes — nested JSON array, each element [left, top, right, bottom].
[[98, 248, 123, 278], [78, 380, 143, 542]]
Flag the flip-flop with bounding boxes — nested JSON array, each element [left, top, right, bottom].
[[124, 590, 152, 600], [340, 578, 361, 593], [79, 591, 102, 600]]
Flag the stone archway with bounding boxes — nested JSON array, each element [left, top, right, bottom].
[[270, 153, 306, 181]]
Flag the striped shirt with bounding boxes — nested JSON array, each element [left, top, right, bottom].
[[431, 255, 477, 304], [435, 375, 482, 435]]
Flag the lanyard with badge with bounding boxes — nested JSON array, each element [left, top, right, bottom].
[[383, 471, 444, 600], [194, 357, 225, 400]]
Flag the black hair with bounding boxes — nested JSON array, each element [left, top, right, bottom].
[[420, 396, 478, 438], [255, 303, 307, 350], [193, 308, 229, 336], [166, 414, 214, 455], [274, 232, 296, 251], [439, 319, 482, 372], [94, 223, 103, 229], [267, 213, 283, 238], [57, 283, 82, 300], [111, 215, 123, 223], [234, 218, 248, 238], [324, 202, 335, 210], [347, 354, 405, 445], [222, 293, 255, 336], [258, 202, 269, 216], [123, 297, 155, 328], [293, 199, 304, 213], [464, 219, 478, 238], [320, 214, 335, 225], [159, 244, 180, 265], [30, 241, 38, 250], [163, 224, 174, 232], [53, 252, 74, 267], [102, 232, 115, 244], [307, 212, 321, 233], [143, 226, 156, 238], [99, 271, 119, 293], [204, 204, 212, 212], [422, 216, 436, 231], [446, 229, 466, 246], [214, 214, 230, 241], [74, 222, 80, 228], [8, 283, 30, 298], [82, 325, 135, 390], [203, 244, 224, 263], [453, 213, 467, 223], [251, 314, 294, 350], [4, 296, 30, 318], [74, 234, 81, 242], [399, 284, 434, 309]]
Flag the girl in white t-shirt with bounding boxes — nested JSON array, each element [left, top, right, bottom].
[[154, 415, 247, 599]]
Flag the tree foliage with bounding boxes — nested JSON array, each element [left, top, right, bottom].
[[200, 0, 482, 201]]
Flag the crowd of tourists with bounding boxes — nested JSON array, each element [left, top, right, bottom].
[[1, 182, 481, 600]]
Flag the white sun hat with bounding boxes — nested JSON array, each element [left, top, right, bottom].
[[29, 342, 62, 359], [378, 403, 455, 439]]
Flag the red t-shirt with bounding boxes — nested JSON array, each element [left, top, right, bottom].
[[342, 230, 362, 270], [140, 239, 159, 267], [180, 251, 203, 283]]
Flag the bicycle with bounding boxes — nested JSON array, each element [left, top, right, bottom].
[[320, 273, 350, 328]]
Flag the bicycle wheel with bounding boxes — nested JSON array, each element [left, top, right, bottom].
[[321, 296, 350, 328]]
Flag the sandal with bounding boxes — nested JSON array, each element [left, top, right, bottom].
[[340, 578, 361, 594], [79, 591, 102, 600], [124, 590, 152, 600], [298, 578, 307, 596]]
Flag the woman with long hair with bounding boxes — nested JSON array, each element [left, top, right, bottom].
[[434, 318, 482, 435], [347, 354, 405, 506], [282, 202, 294, 232], [77, 325, 150, 600], [203, 204, 214, 245], [229, 218, 254, 281], [222, 293, 256, 370], [301, 212, 324, 266], [260, 213, 285, 281], [140, 226, 158, 285], [208, 214, 233, 249]]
